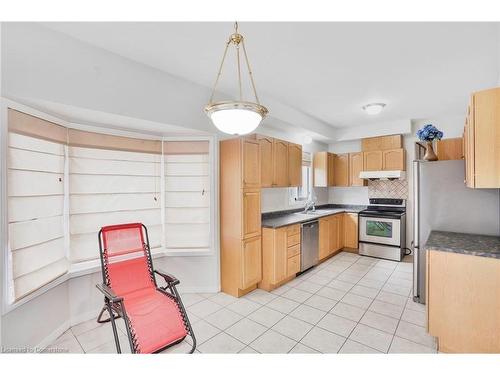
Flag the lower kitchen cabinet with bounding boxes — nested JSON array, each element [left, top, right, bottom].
[[319, 212, 359, 260], [260, 224, 301, 291], [427, 249, 500, 353], [241, 236, 262, 290], [343, 213, 359, 251]]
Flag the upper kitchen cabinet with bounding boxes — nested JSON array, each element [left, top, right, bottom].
[[436, 137, 464, 161], [362, 134, 402, 151], [242, 137, 261, 188], [288, 143, 302, 187], [313, 151, 334, 187], [464, 87, 500, 188], [273, 138, 289, 187], [349, 152, 366, 186], [333, 153, 349, 186], [313, 151, 328, 187], [382, 148, 406, 170], [363, 150, 383, 171], [256, 135, 302, 188], [258, 135, 274, 187]]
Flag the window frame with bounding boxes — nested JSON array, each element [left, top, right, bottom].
[[1, 99, 218, 313]]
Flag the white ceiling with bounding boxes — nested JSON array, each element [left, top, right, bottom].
[[41, 22, 500, 128]]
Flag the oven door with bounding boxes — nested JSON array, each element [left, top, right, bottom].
[[359, 215, 401, 246]]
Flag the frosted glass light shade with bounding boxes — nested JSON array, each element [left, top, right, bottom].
[[205, 101, 268, 135]]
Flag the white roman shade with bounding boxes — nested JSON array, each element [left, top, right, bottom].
[[164, 141, 211, 252], [7, 109, 69, 301], [68, 131, 162, 263]]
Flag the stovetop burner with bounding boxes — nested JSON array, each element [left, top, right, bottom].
[[360, 198, 406, 217]]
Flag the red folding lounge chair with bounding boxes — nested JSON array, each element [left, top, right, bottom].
[[95, 223, 196, 353]]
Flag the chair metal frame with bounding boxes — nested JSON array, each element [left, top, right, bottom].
[[95, 223, 196, 354]]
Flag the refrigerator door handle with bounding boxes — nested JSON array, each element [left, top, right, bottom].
[[412, 242, 419, 300], [412, 161, 420, 300]]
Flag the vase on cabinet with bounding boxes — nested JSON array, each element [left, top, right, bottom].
[[423, 141, 438, 161]]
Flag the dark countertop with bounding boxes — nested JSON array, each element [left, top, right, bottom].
[[262, 204, 366, 228], [425, 230, 500, 259]]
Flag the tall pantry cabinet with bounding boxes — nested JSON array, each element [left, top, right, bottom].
[[220, 137, 262, 297]]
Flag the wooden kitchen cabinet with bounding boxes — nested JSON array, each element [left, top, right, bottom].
[[272, 138, 289, 187], [464, 87, 500, 188], [435, 137, 464, 161], [241, 236, 262, 290], [242, 138, 261, 188], [260, 224, 301, 291], [319, 217, 330, 260], [328, 153, 335, 186], [427, 249, 500, 353], [257, 135, 273, 187], [319, 214, 345, 260], [362, 134, 402, 151], [382, 148, 406, 170], [242, 189, 261, 239], [363, 150, 383, 171], [333, 153, 349, 187], [313, 151, 334, 187], [220, 137, 262, 297], [343, 213, 359, 251], [349, 152, 366, 186], [288, 143, 302, 187]]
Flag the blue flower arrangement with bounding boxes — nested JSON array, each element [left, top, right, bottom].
[[416, 124, 444, 142]]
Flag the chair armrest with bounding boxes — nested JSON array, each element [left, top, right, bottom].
[[96, 283, 123, 303], [154, 269, 180, 286]]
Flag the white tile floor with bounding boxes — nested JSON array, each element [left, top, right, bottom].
[[45, 251, 437, 354]]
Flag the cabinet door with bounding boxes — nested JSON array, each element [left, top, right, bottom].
[[382, 148, 405, 170], [349, 152, 366, 186], [333, 154, 349, 187], [343, 213, 358, 249], [242, 190, 261, 239], [273, 139, 289, 187], [258, 136, 273, 187], [337, 214, 344, 250], [328, 153, 335, 186], [319, 218, 330, 260], [328, 216, 338, 253], [242, 138, 261, 188], [313, 152, 328, 187], [241, 236, 262, 289], [288, 143, 302, 187], [273, 227, 288, 284], [436, 138, 464, 161], [363, 150, 383, 171]]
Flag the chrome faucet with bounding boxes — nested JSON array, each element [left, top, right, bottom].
[[303, 197, 316, 213]]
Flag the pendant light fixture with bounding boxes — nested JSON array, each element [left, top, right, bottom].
[[205, 22, 268, 135]]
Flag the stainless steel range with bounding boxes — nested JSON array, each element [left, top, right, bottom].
[[359, 198, 406, 262]]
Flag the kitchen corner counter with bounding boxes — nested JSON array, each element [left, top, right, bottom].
[[425, 230, 500, 259], [261, 204, 366, 228]]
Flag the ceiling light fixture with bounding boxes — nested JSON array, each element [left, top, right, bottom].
[[362, 103, 386, 115], [205, 22, 268, 135]]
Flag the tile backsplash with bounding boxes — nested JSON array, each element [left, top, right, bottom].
[[368, 179, 408, 199]]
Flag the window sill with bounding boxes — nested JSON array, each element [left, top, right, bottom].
[[2, 247, 214, 315]]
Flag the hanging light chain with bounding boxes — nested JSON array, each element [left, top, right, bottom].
[[208, 22, 263, 106], [208, 39, 231, 104], [241, 38, 261, 105]]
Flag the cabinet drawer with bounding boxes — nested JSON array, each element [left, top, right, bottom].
[[286, 225, 300, 236], [287, 233, 300, 247], [287, 244, 300, 258], [287, 255, 300, 277]]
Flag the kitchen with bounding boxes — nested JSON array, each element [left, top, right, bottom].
[[0, 18, 499, 359]]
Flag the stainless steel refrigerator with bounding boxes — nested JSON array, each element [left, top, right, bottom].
[[412, 160, 500, 304]]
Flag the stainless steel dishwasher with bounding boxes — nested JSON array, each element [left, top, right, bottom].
[[300, 220, 319, 272]]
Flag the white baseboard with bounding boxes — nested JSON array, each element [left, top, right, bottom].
[[37, 320, 70, 351]]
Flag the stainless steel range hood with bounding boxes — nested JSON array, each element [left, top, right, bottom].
[[359, 170, 406, 180]]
